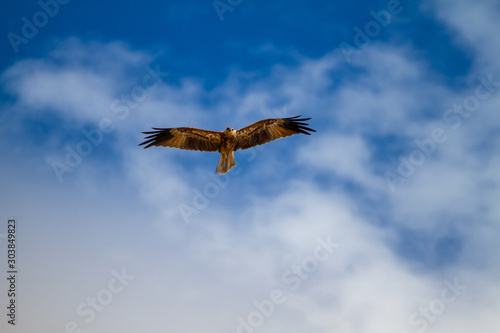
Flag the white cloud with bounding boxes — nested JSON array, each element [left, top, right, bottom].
[[431, 0, 500, 72], [5, 65, 115, 121], [297, 133, 385, 190]]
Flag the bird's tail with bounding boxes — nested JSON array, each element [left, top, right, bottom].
[[215, 152, 236, 174]]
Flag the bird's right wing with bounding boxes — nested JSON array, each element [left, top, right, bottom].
[[139, 127, 221, 152], [234, 116, 316, 150]]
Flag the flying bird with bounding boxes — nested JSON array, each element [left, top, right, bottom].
[[139, 115, 316, 174]]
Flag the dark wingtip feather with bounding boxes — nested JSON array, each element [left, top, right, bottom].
[[139, 128, 174, 148], [138, 138, 157, 148], [283, 115, 316, 135]]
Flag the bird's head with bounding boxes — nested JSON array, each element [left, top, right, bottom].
[[225, 127, 235, 133]]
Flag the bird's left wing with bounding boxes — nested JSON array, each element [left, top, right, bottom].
[[139, 127, 221, 152], [234, 115, 316, 150]]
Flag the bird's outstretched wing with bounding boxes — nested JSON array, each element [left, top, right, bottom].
[[234, 115, 316, 150], [139, 127, 221, 152]]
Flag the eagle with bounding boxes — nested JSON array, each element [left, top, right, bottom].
[[139, 115, 316, 174]]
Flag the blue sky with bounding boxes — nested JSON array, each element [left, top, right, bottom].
[[1, 0, 500, 332]]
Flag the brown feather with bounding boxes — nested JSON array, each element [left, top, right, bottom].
[[139, 127, 221, 152], [234, 115, 316, 150]]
